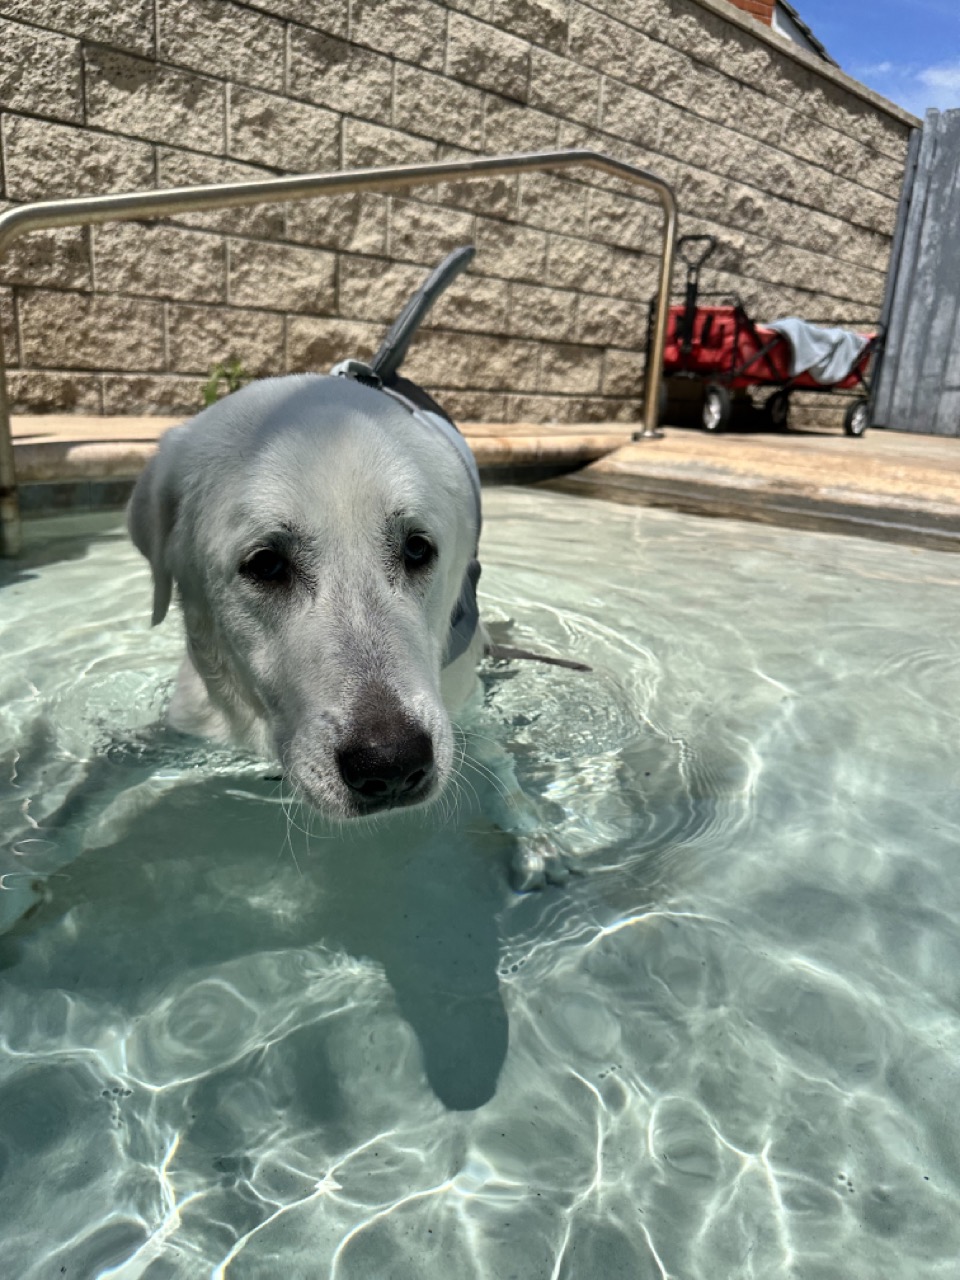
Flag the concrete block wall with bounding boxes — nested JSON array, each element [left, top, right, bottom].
[[0, 0, 916, 424]]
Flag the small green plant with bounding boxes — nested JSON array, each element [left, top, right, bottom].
[[201, 357, 250, 408]]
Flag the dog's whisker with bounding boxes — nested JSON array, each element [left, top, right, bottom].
[[458, 751, 515, 808], [450, 764, 480, 815]]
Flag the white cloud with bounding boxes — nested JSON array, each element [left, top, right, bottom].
[[857, 60, 895, 76], [852, 58, 960, 117], [921, 64, 960, 94]]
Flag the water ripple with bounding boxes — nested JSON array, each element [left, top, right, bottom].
[[1, 493, 960, 1276]]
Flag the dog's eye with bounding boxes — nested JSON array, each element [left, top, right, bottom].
[[240, 548, 291, 585], [402, 533, 435, 571]]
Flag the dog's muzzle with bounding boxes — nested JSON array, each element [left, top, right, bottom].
[[334, 685, 438, 813], [336, 727, 436, 810]]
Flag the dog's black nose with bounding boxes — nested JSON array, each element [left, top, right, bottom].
[[337, 729, 435, 804]]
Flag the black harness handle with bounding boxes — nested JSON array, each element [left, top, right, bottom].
[[370, 245, 476, 379]]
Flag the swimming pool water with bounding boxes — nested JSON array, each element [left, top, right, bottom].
[[1, 488, 959, 1278]]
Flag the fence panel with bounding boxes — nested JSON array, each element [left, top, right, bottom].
[[874, 109, 960, 435]]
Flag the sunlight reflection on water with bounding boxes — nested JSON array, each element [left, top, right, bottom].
[[1, 490, 959, 1278]]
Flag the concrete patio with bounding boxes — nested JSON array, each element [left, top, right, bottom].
[[10, 413, 960, 552]]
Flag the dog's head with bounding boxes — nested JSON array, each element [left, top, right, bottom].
[[128, 375, 480, 818]]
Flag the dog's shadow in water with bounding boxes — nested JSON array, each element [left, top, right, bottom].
[[0, 772, 518, 1113]]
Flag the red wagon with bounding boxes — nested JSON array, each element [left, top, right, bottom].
[[653, 236, 880, 437]]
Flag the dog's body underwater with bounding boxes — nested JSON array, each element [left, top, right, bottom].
[[128, 372, 484, 821]]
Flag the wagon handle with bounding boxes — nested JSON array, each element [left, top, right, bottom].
[[677, 234, 718, 271], [676, 235, 718, 356]]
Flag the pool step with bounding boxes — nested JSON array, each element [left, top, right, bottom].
[[12, 415, 633, 516], [547, 431, 960, 553], [13, 414, 960, 553]]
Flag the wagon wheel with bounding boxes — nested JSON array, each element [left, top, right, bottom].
[[843, 398, 870, 438], [702, 384, 732, 432], [763, 389, 790, 431]]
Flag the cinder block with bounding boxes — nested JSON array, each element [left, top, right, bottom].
[[490, 0, 568, 53], [0, 0, 155, 55], [0, 19, 82, 123], [674, 165, 757, 233], [518, 173, 587, 235], [157, 150, 286, 239], [442, 0, 492, 17], [102, 373, 207, 416], [0, 212, 91, 291], [528, 48, 600, 127], [350, 0, 447, 71], [84, 48, 226, 150], [587, 188, 650, 252], [659, 2, 728, 67], [389, 199, 475, 263], [725, 82, 790, 148], [1, 287, 17, 366], [157, 0, 285, 93], [758, 240, 886, 306], [504, 391, 637, 423], [337, 257, 424, 323], [600, 80, 661, 147], [576, 294, 647, 347], [539, 342, 603, 393], [544, 234, 657, 303], [853, 145, 907, 196], [393, 65, 484, 148], [440, 389, 509, 421], [601, 348, 647, 397], [799, 73, 910, 161], [2, 117, 155, 201], [654, 98, 719, 172], [229, 239, 336, 313], [286, 316, 381, 372], [166, 302, 284, 375], [287, 28, 392, 123], [428, 273, 511, 334], [342, 119, 436, 169], [243, 0, 347, 36], [285, 193, 389, 256], [696, 22, 802, 112], [621, 35, 696, 106], [229, 87, 339, 172], [19, 289, 165, 370], [337, 259, 509, 336], [582, 0, 666, 40], [8, 370, 104, 414], [834, 224, 892, 275], [566, 6, 647, 83], [781, 108, 904, 198], [553, 122, 665, 204], [447, 11, 530, 102], [483, 97, 558, 152], [508, 282, 576, 342], [93, 223, 226, 303], [421, 148, 519, 220], [474, 216, 548, 282], [403, 328, 540, 390]]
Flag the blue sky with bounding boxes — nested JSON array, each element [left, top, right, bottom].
[[792, 0, 960, 117]]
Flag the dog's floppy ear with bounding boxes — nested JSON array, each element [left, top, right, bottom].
[[127, 429, 186, 626]]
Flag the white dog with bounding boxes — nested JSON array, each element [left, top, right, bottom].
[[126, 244, 589, 888], [128, 371, 486, 823]]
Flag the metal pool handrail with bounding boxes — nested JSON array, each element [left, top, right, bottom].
[[0, 148, 677, 556]]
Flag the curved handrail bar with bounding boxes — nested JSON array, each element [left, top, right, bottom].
[[0, 149, 676, 555]]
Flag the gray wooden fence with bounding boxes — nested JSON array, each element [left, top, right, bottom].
[[874, 109, 960, 435]]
